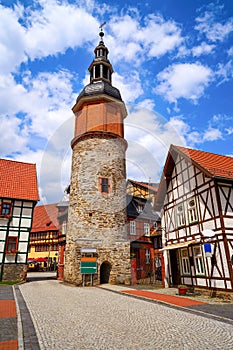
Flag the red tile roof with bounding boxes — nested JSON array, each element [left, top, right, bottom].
[[154, 145, 233, 211], [0, 158, 39, 201], [31, 203, 59, 232], [128, 179, 159, 192], [175, 145, 233, 179]]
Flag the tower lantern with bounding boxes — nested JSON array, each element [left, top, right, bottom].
[[64, 27, 131, 286]]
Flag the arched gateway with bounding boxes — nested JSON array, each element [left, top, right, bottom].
[[100, 261, 112, 284]]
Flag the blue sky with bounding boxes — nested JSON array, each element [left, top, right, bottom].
[[0, 0, 233, 203]]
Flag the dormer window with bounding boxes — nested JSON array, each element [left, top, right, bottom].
[[137, 204, 143, 213]]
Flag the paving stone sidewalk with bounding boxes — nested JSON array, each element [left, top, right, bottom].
[[99, 284, 233, 324], [0, 286, 18, 350], [19, 280, 233, 350]]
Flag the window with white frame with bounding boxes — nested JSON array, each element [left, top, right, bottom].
[[145, 249, 150, 264], [130, 221, 136, 235], [144, 223, 150, 236], [180, 248, 191, 275], [187, 198, 198, 223], [176, 204, 185, 227], [193, 245, 205, 275]]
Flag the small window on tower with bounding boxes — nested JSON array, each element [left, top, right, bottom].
[[99, 177, 111, 194]]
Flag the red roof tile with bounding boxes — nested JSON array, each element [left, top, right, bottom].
[[0, 158, 39, 201], [175, 145, 233, 179], [31, 203, 59, 232], [154, 145, 233, 211], [128, 179, 159, 192]]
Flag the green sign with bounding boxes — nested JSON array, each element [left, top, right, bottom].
[[80, 261, 97, 274]]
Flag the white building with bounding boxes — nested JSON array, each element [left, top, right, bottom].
[[157, 145, 233, 294], [0, 159, 39, 281]]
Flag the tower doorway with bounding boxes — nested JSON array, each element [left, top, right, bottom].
[[100, 261, 112, 284]]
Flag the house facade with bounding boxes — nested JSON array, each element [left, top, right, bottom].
[[29, 203, 59, 271], [0, 159, 39, 281], [158, 145, 233, 295]]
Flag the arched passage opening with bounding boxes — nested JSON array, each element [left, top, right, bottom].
[[100, 261, 112, 284]]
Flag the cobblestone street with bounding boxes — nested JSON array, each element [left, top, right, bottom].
[[19, 279, 233, 350]]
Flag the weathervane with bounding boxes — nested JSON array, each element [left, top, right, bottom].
[[99, 21, 106, 31], [99, 21, 106, 40]]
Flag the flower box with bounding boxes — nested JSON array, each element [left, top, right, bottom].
[[178, 285, 188, 295]]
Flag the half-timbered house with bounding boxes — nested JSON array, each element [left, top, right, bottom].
[[157, 145, 233, 295], [0, 159, 39, 281], [29, 203, 59, 271]]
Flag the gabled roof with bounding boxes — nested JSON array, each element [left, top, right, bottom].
[[31, 204, 59, 233], [127, 179, 159, 193], [0, 158, 39, 201], [174, 145, 233, 179], [155, 145, 233, 211]]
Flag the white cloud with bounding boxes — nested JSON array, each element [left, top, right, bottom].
[[154, 63, 212, 103], [113, 72, 143, 103], [203, 127, 223, 141], [24, 1, 98, 60], [191, 42, 215, 57], [109, 13, 183, 64], [125, 108, 186, 182], [0, 5, 26, 74], [0, 115, 28, 156], [225, 127, 233, 135], [195, 11, 233, 42], [228, 47, 233, 56], [215, 60, 233, 85]]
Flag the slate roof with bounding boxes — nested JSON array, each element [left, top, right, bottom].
[[31, 203, 59, 233], [0, 158, 39, 201], [127, 195, 160, 221], [76, 81, 122, 102]]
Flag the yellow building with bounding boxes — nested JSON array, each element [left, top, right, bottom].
[[126, 179, 158, 207], [29, 203, 59, 271]]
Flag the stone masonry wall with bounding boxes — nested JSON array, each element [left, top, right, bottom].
[[2, 264, 27, 281], [64, 134, 131, 285]]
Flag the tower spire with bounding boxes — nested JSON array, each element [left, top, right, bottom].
[[88, 22, 113, 85], [99, 21, 106, 44]]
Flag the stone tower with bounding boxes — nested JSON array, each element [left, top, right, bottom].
[[64, 29, 131, 285]]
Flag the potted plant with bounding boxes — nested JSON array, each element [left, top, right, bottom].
[[178, 285, 188, 295]]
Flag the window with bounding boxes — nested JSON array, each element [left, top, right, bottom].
[[145, 249, 150, 264], [6, 236, 18, 253], [180, 248, 191, 275], [99, 177, 111, 194], [137, 204, 143, 213], [154, 236, 162, 249], [193, 245, 205, 275], [144, 223, 150, 236], [0, 202, 12, 217], [130, 221, 136, 235], [187, 198, 198, 223], [62, 221, 67, 235], [176, 204, 185, 227]]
